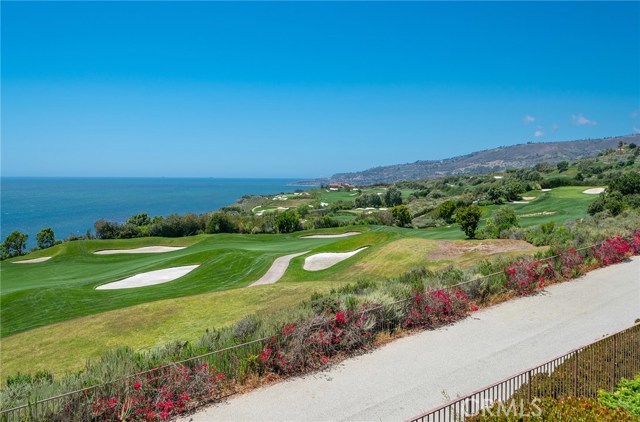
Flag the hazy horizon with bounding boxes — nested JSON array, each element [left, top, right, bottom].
[[2, 2, 639, 178]]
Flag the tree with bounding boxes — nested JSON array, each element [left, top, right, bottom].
[[486, 186, 505, 204], [94, 220, 122, 239], [629, 143, 637, 149], [36, 227, 56, 249], [455, 205, 483, 239], [2, 231, 28, 258], [486, 206, 519, 237], [126, 212, 151, 227], [391, 205, 412, 227], [384, 187, 403, 207], [502, 179, 526, 201], [206, 212, 237, 234], [557, 161, 569, 172], [275, 210, 300, 233], [609, 171, 640, 195], [435, 200, 457, 223], [533, 162, 554, 173]]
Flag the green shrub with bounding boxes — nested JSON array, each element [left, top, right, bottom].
[[599, 375, 640, 417]]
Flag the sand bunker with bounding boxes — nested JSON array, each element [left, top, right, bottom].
[[583, 188, 605, 195], [303, 247, 368, 271], [13, 257, 51, 264], [300, 231, 361, 239], [250, 251, 310, 287], [510, 201, 530, 204], [521, 211, 557, 218], [94, 246, 186, 255], [522, 196, 536, 201], [541, 189, 552, 192], [96, 265, 199, 290]]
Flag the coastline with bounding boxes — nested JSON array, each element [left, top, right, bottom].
[[1, 177, 317, 246]]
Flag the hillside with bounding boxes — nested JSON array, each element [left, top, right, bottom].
[[298, 134, 639, 186]]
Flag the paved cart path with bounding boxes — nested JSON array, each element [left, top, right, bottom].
[[181, 257, 640, 422]]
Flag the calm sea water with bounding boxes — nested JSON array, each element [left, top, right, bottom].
[[1, 178, 310, 246]]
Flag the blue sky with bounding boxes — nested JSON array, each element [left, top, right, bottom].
[[2, 1, 639, 178]]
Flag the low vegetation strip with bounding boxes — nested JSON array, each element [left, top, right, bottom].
[[2, 230, 639, 421]]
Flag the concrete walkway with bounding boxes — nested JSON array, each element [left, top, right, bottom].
[[181, 257, 640, 422]]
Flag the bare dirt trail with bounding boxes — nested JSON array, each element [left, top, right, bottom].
[[181, 257, 640, 422]]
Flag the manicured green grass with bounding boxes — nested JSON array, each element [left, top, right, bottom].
[[482, 186, 601, 227], [0, 232, 348, 337], [2, 280, 346, 378]]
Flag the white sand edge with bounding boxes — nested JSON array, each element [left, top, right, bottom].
[[249, 251, 310, 287], [541, 189, 552, 192], [300, 231, 361, 239], [94, 246, 186, 255], [582, 188, 605, 195], [304, 247, 368, 272], [13, 257, 52, 264], [96, 265, 199, 290]]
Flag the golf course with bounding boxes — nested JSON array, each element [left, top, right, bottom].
[[0, 184, 608, 378]]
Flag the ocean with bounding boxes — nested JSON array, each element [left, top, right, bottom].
[[1, 177, 310, 246]]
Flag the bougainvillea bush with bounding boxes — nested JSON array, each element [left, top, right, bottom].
[[592, 236, 632, 266], [504, 259, 555, 295], [90, 363, 225, 421]]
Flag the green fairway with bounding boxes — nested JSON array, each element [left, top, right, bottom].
[[492, 186, 603, 227], [0, 231, 356, 337]]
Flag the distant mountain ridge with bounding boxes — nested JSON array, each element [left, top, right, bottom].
[[297, 134, 639, 186]]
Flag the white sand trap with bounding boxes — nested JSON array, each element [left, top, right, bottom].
[[249, 251, 310, 287], [541, 189, 552, 192], [96, 265, 199, 290], [583, 188, 606, 195], [510, 201, 530, 204], [301, 231, 361, 239], [521, 211, 557, 218], [94, 246, 186, 255], [522, 196, 536, 201], [13, 257, 51, 264], [303, 247, 368, 272]]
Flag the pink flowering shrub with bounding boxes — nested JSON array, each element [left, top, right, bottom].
[[592, 236, 632, 266], [504, 259, 555, 295], [403, 288, 470, 328], [559, 248, 584, 279], [260, 307, 375, 375], [90, 363, 225, 421], [631, 229, 640, 255]]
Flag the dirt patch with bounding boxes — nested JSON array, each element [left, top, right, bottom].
[[426, 239, 536, 261]]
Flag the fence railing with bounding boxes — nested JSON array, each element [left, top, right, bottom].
[[1, 235, 635, 421], [407, 323, 640, 422]]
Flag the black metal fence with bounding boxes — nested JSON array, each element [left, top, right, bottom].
[[407, 323, 640, 422]]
